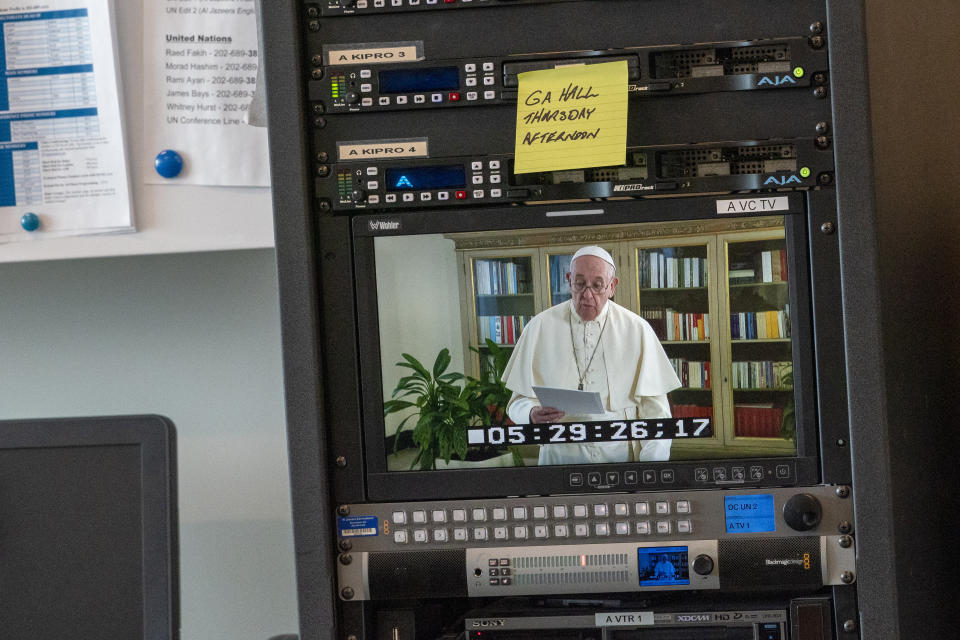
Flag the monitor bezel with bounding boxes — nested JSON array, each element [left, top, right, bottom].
[[0, 414, 179, 640], [349, 195, 822, 501]]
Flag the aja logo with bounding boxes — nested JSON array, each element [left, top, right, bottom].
[[765, 175, 803, 186], [757, 75, 798, 87]]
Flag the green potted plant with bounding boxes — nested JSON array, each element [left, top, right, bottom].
[[383, 348, 475, 470], [383, 340, 522, 470]]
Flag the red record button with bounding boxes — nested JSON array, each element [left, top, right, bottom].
[[449, 91, 461, 101], [455, 190, 467, 199]]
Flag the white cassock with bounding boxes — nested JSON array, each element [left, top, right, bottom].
[[501, 299, 681, 465]]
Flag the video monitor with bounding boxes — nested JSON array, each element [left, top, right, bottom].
[[352, 196, 817, 499], [0, 415, 178, 640]]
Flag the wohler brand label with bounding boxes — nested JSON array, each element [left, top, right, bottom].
[[338, 138, 429, 160], [716, 196, 790, 214], [324, 41, 424, 65], [337, 515, 378, 538], [596, 612, 654, 626]]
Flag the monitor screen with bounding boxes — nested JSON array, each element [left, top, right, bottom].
[[0, 415, 178, 640], [366, 210, 806, 475]]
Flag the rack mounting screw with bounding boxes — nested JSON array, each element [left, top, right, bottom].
[[810, 21, 825, 35], [839, 535, 853, 548], [311, 55, 323, 67], [839, 520, 853, 534], [311, 68, 324, 80], [810, 35, 825, 49], [836, 486, 850, 498], [816, 121, 830, 134], [813, 86, 827, 99], [820, 221, 835, 235], [337, 505, 350, 516], [339, 554, 353, 565], [341, 587, 355, 600], [316, 152, 329, 163], [313, 103, 326, 115], [339, 539, 353, 552], [319, 200, 331, 212], [336, 455, 347, 467], [843, 620, 857, 633], [818, 173, 834, 186], [840, 571, 855, 584], [816, 136, 831, 149], [317, 165, 330, 177], [314, 116, 327, 128], [308, 20, 320, 32], [306, 7, 319, 18]]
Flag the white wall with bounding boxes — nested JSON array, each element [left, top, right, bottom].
[[0, 249, 297, 640], [375, 234, 464, 443]]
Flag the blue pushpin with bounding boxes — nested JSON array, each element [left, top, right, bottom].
[[155, 149, 183, 178], [21, 212, 40, 232]]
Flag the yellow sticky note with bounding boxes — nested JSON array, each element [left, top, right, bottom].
[[514, 60, 628, 175]]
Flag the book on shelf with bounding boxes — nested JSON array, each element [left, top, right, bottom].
[[638, 307, 709, 341], [731, 361, 793, 390], [730, 307, 790, 339], [478, 315, 530, 346], [669, 358, 711, 389], [750, 249, 789, 284], [734, 403, 784, 438], [669, 404, 714, 419], [475, 259, 529, 295], [638, 249, 707, 289]]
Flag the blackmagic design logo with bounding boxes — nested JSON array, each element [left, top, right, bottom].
[[765, 552, 812, 569], [368, 219, 401, 231], [613, 183, 655, 192]]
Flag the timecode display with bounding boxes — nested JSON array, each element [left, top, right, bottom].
[[466, 418, 712, 446]]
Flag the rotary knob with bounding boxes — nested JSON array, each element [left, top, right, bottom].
[[783, 493, 823, 531], [344, 91, 360, 105], [692, 554, 714, 576], [351, 189, 368, 203]]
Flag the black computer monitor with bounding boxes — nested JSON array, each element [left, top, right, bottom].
[[0, 415, 179, 640]]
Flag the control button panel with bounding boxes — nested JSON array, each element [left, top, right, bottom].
[[331, 157, 523, 209], [323, 59, 502, 113], [335, 485, 853, 553]]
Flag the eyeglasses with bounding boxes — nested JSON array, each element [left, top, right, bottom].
[[570, 281, 610, 295]]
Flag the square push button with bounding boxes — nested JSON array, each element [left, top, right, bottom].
[[568, 472, 584, 487], [605, 471, 620, 485], [624, 470, 638, 484], [587, 471, 602, 486]]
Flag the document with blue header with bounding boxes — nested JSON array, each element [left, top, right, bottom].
[[0, 0, 132, 242]]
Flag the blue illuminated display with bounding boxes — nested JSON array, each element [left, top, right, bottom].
[[385, 165, 466, 190], [378, 67, 460, 93], [637, 546, 689, 586], [724, 493, 776, 533]]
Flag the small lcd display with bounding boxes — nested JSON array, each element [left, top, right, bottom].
[[637, 546, 689, 586], [724, 493, 776, 533], [378, 66, 460, 93], [385, 165, 466, 190]]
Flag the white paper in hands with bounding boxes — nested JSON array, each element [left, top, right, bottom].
[[532, 386, 605, 415]]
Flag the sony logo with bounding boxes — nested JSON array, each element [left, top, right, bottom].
[[368, 220, 401, 231], [470, 619, 506, 627], [613, 183, 655, 192]]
